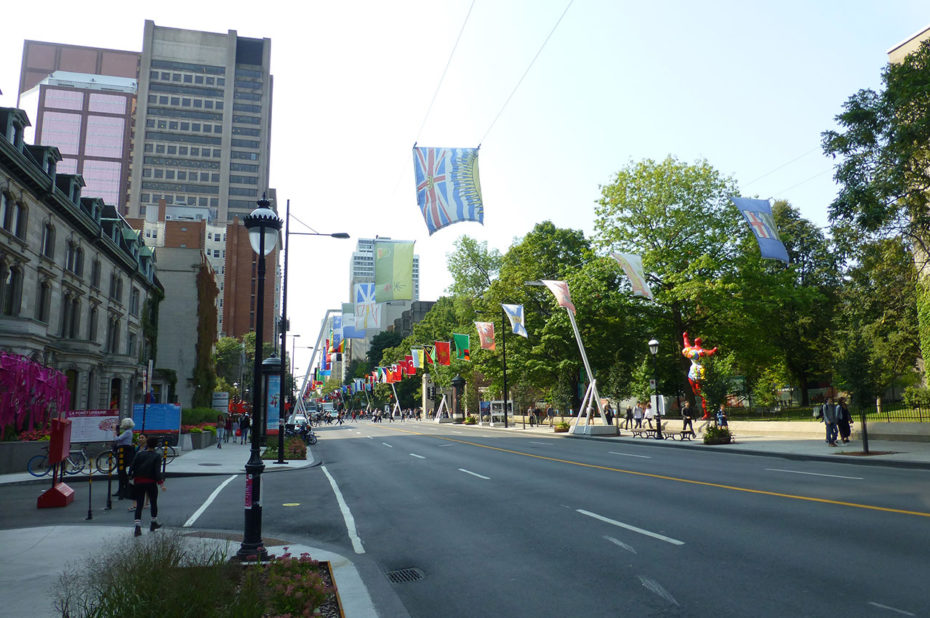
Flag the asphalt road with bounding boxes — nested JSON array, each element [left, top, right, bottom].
[[2, 422, 928, 617]]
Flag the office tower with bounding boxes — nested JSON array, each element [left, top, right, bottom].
[[127, 20, 273, 226], [16, 41, 139, 213]]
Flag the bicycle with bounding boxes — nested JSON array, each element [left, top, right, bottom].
[[27, 446, 88, 477], [96, 440, 176, 474]]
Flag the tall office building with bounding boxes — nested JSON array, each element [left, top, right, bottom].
[[16, 41, 139, 213], [128, 21, 273, 225]]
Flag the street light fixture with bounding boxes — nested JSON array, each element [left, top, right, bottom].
[[648, 339, 662, 440], [237, 194, 281, 562]]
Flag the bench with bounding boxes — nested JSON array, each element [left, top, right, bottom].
[[668, 430, 696, 441], [629, 422, 667, 438]]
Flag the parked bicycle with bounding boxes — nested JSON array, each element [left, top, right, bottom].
[[27, 445, 88, 477], [96, 439, 176, 474]]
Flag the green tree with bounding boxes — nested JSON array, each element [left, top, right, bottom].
[[446, 235, 502, 297], [214, 337, 246, 387]]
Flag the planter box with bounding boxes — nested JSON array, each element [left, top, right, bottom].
[[188, 432, 215, 449], [0, 441, 49, 475]]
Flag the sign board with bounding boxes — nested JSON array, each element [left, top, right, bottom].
[[133, 403, 182, 434], [67, 409, 119, 442], [266, 374, 281, 433], [212, 391, 229, 414]]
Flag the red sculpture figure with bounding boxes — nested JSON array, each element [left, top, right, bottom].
[[682, 332, 717, 419]]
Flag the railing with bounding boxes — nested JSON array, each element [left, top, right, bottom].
[[729, 405, 929, 423]]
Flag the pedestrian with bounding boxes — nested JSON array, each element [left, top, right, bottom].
[[215, 414, 225, 448], [232, 415, 240, 442], [682, 402, 694, 436], [114, 417, 135, 500], [644, 403, 655, 429], [239, 414, 250, 444], [836, 397, 853, 444], [633, 404, 643, 428], [603, 403, 614, 426], [129, 436, 166, 537], [224, 414, 232, 443], [716, 404, 729, 429], [623, 406, 633, 429], [546, 405, 555, 426], [821, 397, 838, 446]]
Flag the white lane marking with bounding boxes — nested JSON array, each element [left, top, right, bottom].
[[184, 475, 237, 528], [382, 442, 393, 448], [604, 535, 636, 554], [459, 468, 490, 480], [609, 451, 651, 459], [577, 509, 684, 545], [766, 468, 863, 480], [410, 453, 425, 459], [638, 575, 679, 606], [322, 465, 365, 554], [367, 436, 373, 439], [529, 441, 549, 445], [438, 443, 453, 447], [868, 602, 916, 616]]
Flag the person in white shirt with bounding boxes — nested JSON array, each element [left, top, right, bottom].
[[633, 404, 644, 428], [643, 403, 655, 429]]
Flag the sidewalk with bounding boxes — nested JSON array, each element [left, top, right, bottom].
[[0, 439, 395, 618]]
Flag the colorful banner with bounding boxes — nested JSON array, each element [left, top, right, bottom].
[[375, 240, 415, 302], [413, 146, 484, 235], [502, 304, 528, 338], [731, 197, 790, 263], [355, 283, 381, 330], [453, 333, 470, 361], [411, 348, 423, 368], [475, 322, 496, 350], [541, 280, 576, 315], [434, 341, 451, 366], [611, 253, 654, 300]]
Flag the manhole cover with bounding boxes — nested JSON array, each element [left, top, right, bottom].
[[387, 567, 425, 583]]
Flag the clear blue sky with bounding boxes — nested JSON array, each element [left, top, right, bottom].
[[2, 1, 927, 373]]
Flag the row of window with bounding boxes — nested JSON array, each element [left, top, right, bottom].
[[143, 168, 221, 183], [149, 70, 226, 87], [144, 130, 221, 146], [228, 174, 258, 185], [149, 82, 224, 100], [140, 181, 220, 195], [143, 155, 220, 170], [146, 118, 224, 135], [144, 144, 223, 159], [147, 106, 223, 122], [0, 192, 27, 239], [148, 94, 223, 111], [140, 194, 219, 208]]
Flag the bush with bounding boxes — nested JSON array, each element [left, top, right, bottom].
[[182, 407, 220, 426], [902, 386, 930, 408], [464, 415, 477, 425], [263, 436, 306, 460], [703, 425, 732, 444]]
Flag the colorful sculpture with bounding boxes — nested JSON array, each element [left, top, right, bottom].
[[682, 332, 717, 419]]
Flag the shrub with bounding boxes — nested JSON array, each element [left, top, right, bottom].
[[263, 437, 306, 460], [464, 415, 477, 425], [188, 426, 203, 434], [902, 386, 930, 408], [703, 425, 732, 444], [181, 407, 220, 426]]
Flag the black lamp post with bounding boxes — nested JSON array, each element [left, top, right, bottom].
[[277, 198, 348, 465], [237, 195, 281, 562], [648, 338, 662, 440], [451, 375, 466, 423]]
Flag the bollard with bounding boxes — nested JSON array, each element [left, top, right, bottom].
[[104, 451, 113, 511], [86, 466, 93, 520], [859, 409, 870, 455]]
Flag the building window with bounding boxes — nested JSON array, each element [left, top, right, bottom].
[[128, 332, 137, 358], [88, 306, 98, 342], [0, 264, 22, 316], [61, 294, 80, 339], [130, 288, 140, 316], [35, 281, 51, 323], [91, 260, 101, 289], [42, 224, 55, 259]]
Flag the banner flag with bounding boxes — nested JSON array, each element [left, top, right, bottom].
[[413, 146, 484, 235], [453, 333, 470, 361], [342, 303, 365, 339], [475, 322, 496, 350], [502, 304, 528, 338], [424, 345, 436, 364], [610, 253, 654, 300], [355, 283, 382, 330], [374, 240, 415, 302], [332, 315, 343, 350], [541, 280, 576, 315], [435, 341, 452, 366], [405, 355, 417, 375], [411, 348, 423, 368], [731, 197, 790, 263]]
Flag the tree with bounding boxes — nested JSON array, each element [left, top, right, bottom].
[[446, 235, 502, 297], [214, 337, 246, 387], [366, 331, 403, 367]]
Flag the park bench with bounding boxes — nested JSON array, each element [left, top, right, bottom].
[[630, 422, 667, 438], [668, 430, 696, 441]]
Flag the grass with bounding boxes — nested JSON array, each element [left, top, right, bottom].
[[261, 436, 307, 460], [55, 531, 335, 617]]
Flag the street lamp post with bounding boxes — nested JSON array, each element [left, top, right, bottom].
[[648, 339, 662, 440], [237, 195, 281, 562], [276, 199, 348, 466]]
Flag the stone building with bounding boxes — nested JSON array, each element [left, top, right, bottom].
[[0, 107, 162, 417]]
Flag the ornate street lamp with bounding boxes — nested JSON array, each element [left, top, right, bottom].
[[648, 339, 662, 440], [237, 195, 281, 562]]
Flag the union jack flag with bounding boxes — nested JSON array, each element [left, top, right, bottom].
[[731, 197, 789, 263], [413, 146, 484, 235]]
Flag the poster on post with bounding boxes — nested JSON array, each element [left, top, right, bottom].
[[132, 403, 182, 442], [266, 374, 281, 434], [67, 410, 119, 442]]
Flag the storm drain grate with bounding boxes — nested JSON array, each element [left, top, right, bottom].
[[387, 568, 425, 584]]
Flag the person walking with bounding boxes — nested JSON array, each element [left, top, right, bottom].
[[623, 406, 634, 430], [239, 414, 250, 444], [716, 404, 728, 429], [836, 397, 853, 444], [644, 403, 655, 429], [603, 403, 614, 426], [633, 404, 643, 428], [822, 398, 838, 446], [215, 414, 225, 448], [682, 402, 694, 436], [130, 436, 166, 537], [224, 415, 233, 443], [114, 418, 135, 500], [231, 415, 240, 443]]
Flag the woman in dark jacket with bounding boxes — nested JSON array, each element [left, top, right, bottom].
[[836, 397, 853, 444], [130, 436, 165, 536]]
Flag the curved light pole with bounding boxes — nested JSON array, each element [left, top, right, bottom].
[[237, 195, 281, 562], [649, 339, 662, 440]]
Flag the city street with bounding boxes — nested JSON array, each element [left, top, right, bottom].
[[2, 423, 929, 617]]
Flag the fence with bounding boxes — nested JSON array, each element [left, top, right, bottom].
[[729, 404, 929, 423]]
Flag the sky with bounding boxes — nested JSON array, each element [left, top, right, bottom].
[[2, 1, 928, 376]]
